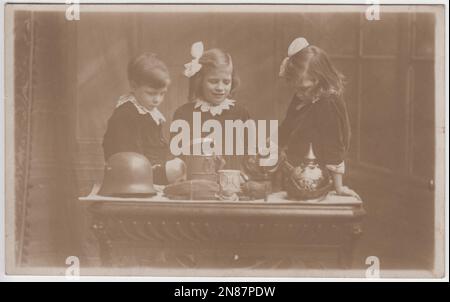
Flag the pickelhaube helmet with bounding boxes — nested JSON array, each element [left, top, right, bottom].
[[285, 143, 332, 200], [98, 152, 157, 197]]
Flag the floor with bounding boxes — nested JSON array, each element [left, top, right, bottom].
[[345, 169, 435, 274]]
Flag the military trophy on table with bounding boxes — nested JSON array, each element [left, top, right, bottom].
[[243, 142, 332, 201]]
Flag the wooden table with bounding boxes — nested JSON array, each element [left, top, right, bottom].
[[80, 185, 365, 270]]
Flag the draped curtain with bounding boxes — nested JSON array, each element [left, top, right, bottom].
[[14, 10, 35, 267], [13, 10, 81, 267]]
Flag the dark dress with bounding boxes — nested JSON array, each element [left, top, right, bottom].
[[278, 94, 351, 168], [171, 101, 251, 170], [102, 101, 170, 184]]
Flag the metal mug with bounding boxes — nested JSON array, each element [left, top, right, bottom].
[[217, 169, 247, 200], [186, 154, 226, 182]]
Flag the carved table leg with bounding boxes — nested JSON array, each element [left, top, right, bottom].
[[338, 222, 363, 269], [91, 220, 113, 267]]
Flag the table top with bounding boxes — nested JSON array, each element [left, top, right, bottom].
[[79, 184, 365, 219], [80, 184, 361, 205]]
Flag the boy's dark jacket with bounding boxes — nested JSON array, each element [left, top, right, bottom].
[[103, 101, 170, 166]]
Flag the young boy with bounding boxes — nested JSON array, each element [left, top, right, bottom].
[[102, 52, 185, 185]]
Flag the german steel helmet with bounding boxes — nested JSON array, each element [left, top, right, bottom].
[[285, 143, 332, 200], [98, 152, 157, 197]]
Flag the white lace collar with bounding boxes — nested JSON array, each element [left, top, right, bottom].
[[116, 94, 166, 125], [194, 98, 236, 116]]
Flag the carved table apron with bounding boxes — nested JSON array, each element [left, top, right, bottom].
[[80, 187, 365, 269]]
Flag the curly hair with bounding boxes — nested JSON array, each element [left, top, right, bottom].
[[283, 45, 345, 99]]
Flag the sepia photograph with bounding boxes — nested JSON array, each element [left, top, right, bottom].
[[1, 1, 447, 281]]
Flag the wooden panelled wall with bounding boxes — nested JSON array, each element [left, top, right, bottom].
[[74, 11, 435, 194]]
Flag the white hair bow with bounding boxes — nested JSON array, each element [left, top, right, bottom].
[[184, 41, 204, 78], [279, 37, 309, 77]]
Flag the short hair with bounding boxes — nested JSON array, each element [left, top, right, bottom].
[[187, 48, 240, 102], [283, 45, 345, 98], [127, 52, 170, 89]]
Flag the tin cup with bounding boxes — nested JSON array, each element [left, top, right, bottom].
[[218, 169, 247, 200], [185, 138, 226, 182]]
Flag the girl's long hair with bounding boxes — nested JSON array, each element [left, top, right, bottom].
[[187, 48, 240, 102], [284, 45, 345, 99]]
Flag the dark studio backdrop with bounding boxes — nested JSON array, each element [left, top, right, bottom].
[[11, 6, 437, 270]]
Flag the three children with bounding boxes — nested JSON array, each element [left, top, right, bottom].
[[102, 38, 358, 199]]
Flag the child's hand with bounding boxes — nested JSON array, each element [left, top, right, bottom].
[[335, 186, 361, 200], [165, 158, 187, 184]]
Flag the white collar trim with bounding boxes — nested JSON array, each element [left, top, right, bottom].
[[194, 98, 236, 116], [116, 94, 166, 125]]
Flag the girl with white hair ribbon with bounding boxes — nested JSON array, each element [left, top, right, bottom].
[[277, 37, 360, 200], [171, 41, 251, 172]]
